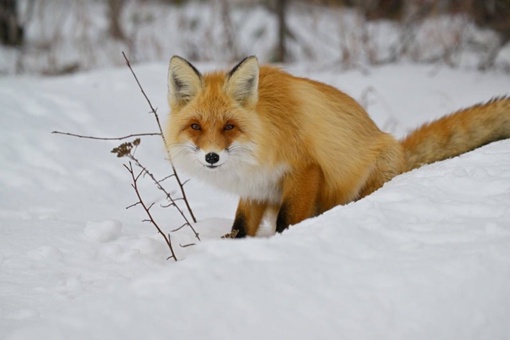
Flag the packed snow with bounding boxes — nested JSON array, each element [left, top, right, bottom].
[[1, 59, 510, 339]]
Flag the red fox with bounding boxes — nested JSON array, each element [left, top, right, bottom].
[[166, 56, 510, 238]]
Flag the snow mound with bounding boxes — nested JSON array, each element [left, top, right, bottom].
[[27, 246, 64, 262], [84, 220, 123, 243]]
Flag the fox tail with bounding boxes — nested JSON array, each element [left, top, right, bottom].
[[400, 96, 510, 172]]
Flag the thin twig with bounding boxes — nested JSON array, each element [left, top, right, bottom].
[[157, 174, 175, 183], [171, 222, 189, 233], [126, 201, 141, 209], [122, 51, 197, 224], [160, 202, 176, 208], [125, 162, 177, 261], [167, 234, 176, 261], [52, 131, 161, 140], [128, 153, 200, 241]]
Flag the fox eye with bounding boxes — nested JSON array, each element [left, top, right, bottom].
[[191, 123, 201, 131], [224, 124, 235, 131]]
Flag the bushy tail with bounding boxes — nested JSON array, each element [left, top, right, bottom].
[[400, 96, 510, 172]]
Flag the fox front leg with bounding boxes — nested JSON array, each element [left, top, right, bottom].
[[232, 199, 268, 238], [276, 164, 323, 233]]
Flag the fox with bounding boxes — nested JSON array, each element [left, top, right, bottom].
[[165, 55, 510, 238]]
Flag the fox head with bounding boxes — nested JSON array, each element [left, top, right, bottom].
[[166, 56, 262, 180]]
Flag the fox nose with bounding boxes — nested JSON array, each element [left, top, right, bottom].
[[205, 152, 220, 165]]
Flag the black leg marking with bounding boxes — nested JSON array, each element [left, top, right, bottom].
[[276, 204, 289, 234], [232, 214, 247, 238]]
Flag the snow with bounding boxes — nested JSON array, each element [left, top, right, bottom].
[[1, 60, 510, 339], [84, 220, 123, 243]]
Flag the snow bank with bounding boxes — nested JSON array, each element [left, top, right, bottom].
[[1, 62, 509, 339]]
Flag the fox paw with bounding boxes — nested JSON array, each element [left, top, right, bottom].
[[221, 229, 240, 239]]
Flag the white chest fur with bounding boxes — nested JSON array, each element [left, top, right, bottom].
[[176, 158, 287, 204], [221, 164, 288, 203]]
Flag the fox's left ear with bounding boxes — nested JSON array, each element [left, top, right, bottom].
[[225, 56, 259, 106], [168, 56, 203, 107]]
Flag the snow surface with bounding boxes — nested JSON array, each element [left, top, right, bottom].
[[1, 62, 510, 339]]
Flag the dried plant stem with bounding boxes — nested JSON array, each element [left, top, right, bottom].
[[52, 131, 161, 140], [125, 162, 177, 261], [121, 51, 197, 224], [128, 153, 200, 241]]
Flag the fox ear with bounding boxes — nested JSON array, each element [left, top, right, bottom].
[[168, 56, 203, 107], [225, 56, 259, 106]]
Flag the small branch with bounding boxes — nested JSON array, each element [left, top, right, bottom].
[[52, 131, 161, 140], [161, 202, 176, 208], [122, 51, 158, 117], [171, 222, 189, 233], [157, 174, 175, 183], [128, 153, 200, 241], [166, 234, 176, 260], [122, 51, 197, 224], [125, 162, 177, 261], [126, 201, 141, 210], [134, 168, 144, 182]]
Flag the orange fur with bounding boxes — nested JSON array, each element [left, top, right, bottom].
[[166, 56, 510, 238]]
